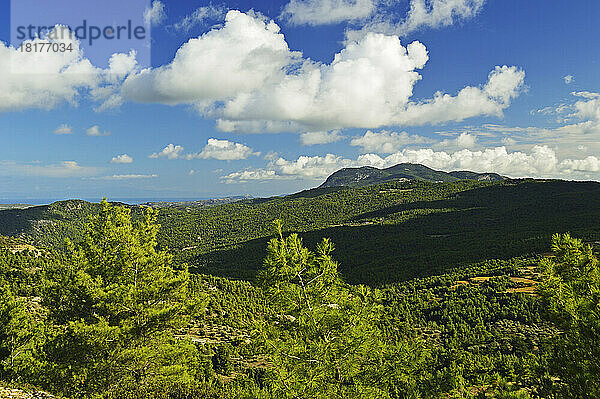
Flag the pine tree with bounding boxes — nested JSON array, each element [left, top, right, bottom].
[[257, 220, 424, 398], [40, 200, 207, 398], [538, 233, 600, 398]]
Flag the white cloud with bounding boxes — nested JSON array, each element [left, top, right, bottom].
[[122, 10, 298, 105], [149, 140, 258, 161], [571, 95, 600, 122], [224, 153, 355, 182], [149, 144, 185, 159], [110, 154, 134, 164], [563, 75, 574, 84], [106, 51, 138, 80], [350, 130, 431, 153], [86, 125, 111, 136], [0, 29, 137, 114], [508, 91, 600, 157], [281, 0, 375, 26], [435, 132, 478, 150], [224, 145, 600, 182], [92, 51, 139, 112], [345, 0, 486, 39], [220, 33, 431, 131], [171, 5, 226, 31], [188, 138, 259, 160], [0, 31, 99, 113], [281, 0, 484, 36], [397, 0, 485, 36], [366, 146, 559, 176], [144, 0, 167, 26], [54, 124, 73, 135], [501, 137, 516, 146], [220, 50, 522, 131], [264, 151, 279, 161], [0, 160, 98, 178], [222, 169, 283, 183], [572, 91, 600, 99], [559, 156, 600, 173], [274, 153, 356, 178], [117, 11, 524, 132], [300, 130, 345, 145]]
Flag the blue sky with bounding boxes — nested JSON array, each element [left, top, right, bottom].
[[1, 0, 599, 202]]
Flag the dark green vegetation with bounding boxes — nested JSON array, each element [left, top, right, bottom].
[[4, 178, 599, 284], [0, 172, 599, 397], [319, 163, 505, 188]]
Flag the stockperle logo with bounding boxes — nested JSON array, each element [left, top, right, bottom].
[[10, 0, 151, 69], [15, 20, 147, 46]]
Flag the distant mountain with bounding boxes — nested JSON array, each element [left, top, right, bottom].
[[448, 171, 506, 181], [319, 163, 505, 188]]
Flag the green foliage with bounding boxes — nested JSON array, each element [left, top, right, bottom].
[[4, 179, 600, 285], [538, 233, 600, 398], [256, 221, 426, 398], [37, 200, 207, 398], [2, 183, 600, 397]]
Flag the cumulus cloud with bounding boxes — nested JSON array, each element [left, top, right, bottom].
[[222, 169, 282, 183], [273, 153, 357, 178], [116, 11, 524, 132], [571, 94, 600, 122], [149, 140, 258, 161], [0, 160, 98, 178], [54, 124, 73, 135], [219, 48, 523, 131], [149, 144, 185, 159], [0, 27, 139, 114], [559, 157, 600, 173], [122, 11, 298, 105], [364, 146, 559, 176], [144, 0, 167, 26], [110, 154, 134, 164], [563, 75, 574, 84], [435, 132, 478, 150], [300, 130, 345, 145], [91, 51, 139, 112], [381, 66, 525, 127], [188, 138, 259, 160], [171, 5, 226, 31], [223, 145, 600, 182], [86, 125, 111, 136], [350, 130, 431, 153], [281, 0, 376, 26], [0, 31, 99, 113], [219, 33, 431, 131]]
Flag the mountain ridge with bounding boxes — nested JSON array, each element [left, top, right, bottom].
[[319, 163, 506, 188]]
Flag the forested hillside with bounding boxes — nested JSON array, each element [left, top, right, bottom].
[[3, 178, 600, 284], [0, 199, 598, 398], [1, 175, 600, 397], [319, 163, 505, 188]]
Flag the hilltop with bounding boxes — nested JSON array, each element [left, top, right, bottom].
[[319, 163, 505, 188]]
